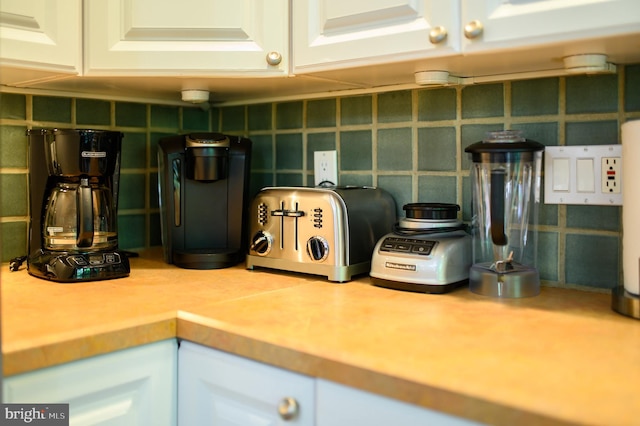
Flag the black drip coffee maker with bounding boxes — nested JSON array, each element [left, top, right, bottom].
[[27, 129, 130, 282]]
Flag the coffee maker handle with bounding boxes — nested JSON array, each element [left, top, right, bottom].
[[76, 178, 94, 248], [490, 170, 508, 246]]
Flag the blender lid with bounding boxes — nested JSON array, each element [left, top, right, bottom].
[[403, 203, 459, 220], [465, 130, 544, 162]]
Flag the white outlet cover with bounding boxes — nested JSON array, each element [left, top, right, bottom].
[[314, 150, 338, 186], [544, 145, 622, 205]]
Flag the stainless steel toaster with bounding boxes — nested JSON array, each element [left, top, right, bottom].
[[246, 186, 396, 282]]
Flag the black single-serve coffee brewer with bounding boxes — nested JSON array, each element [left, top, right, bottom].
[[27, 129, 130, 282], [158, 133, 251, 269]]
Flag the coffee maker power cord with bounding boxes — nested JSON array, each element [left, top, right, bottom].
[[9, 255, 27, 272]]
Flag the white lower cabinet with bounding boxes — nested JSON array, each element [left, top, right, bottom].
[[178, 340, 315, 425], [316, 379, 482, 426], [2, 339, 177, 426]]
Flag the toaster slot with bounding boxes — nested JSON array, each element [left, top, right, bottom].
[[271, 201, 306, 251]]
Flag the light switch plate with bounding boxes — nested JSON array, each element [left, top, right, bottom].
[[544, 145, 622, 205]]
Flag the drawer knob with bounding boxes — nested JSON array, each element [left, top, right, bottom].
[[278, 397, 299, 421], [464, 20, 484, 39], [429, 26, 448, 44], [266, 51, 283, 66]]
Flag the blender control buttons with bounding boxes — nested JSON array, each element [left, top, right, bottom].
[[380, 237, 436, 256]]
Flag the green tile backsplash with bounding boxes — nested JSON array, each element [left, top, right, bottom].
[[2, 64, 640, 293]]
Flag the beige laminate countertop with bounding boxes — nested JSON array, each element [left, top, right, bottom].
[[2, 248, 640, 426]]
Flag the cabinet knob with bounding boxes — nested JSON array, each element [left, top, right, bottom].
[[266, 51, 283, 66], [429, 26, 448, 44], [464, 20, 484, 39], [278, 397, 299, 421]]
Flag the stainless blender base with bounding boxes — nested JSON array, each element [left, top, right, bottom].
[[469, 264, 540, 298], [612, 286, 640, 319]]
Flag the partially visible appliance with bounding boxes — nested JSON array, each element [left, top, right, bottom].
[[613, 119, 640, 319], [246, 186, 396, 282], [465, 130, 544, 298], [370, 203, 471, 293], [27, 129, 130, 282], [158, 133, 251, 269]]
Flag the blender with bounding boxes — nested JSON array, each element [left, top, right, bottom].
[[27, 129, 130, 282], [465, 130, 544, 298]]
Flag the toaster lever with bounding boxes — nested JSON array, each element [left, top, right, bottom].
[[272, 209, 305, 217]]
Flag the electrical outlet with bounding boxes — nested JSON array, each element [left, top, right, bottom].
[[314, 150, 338, 187], [602, 157, 621, 194]]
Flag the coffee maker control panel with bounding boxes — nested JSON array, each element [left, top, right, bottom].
[[68, 252, 123, 267]]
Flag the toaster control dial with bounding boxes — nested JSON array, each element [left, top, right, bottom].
[[307, 236, 329, 262], [250, 231, 273, 256]]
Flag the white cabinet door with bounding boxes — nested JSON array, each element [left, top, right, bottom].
[[0, 0, 81, 73], [461, 0, 640, 53], [292, 0, 460, 73], [3, 340, 177, 426], [316, 379, 482, 426], [84, 0, 288, 76], [178, 341, 315, 426]]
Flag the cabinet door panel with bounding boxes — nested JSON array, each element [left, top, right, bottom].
[[293, 0, 459, 73], [3, 340, 177, 426], [85, 0, 288, 75], [178, 341, 315, 426], [0, 0, 80, 72], [462, 0, 640, 52]]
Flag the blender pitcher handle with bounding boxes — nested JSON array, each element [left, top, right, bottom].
[[490, 170, 508, 246], [76, 178, 94, 248]]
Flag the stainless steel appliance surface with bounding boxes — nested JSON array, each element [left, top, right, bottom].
[[370, 203, 472, 294], [246, 186, 396, 282]]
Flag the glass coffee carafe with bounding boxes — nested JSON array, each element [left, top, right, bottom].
[[465, 130, 544, 298]]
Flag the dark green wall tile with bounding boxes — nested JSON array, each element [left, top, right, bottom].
[[76, 99, 110, 125], [1, 221, 27, 262], [461, 83, 504, 119], [151, 132, 175, 167], [306, 133, 336, 171], [536, 232, 558, 282], [0, 93, 26, 119], [511, 78, 558, 116], [121, 132, 147, 169], [565, 234, 619, 288], [418, 127, 456, 171], [276, 173, 303, 186], [378, 175, 411, 217], [1, 125, 28, 168], [250, 172, 274, 197], [33, 96, 71, 123], [221, 106, 245, 132], [250, 134, 274, 170], [183, 107, 210, 131], [340, 130, 371, 170], [275, 133, 303, 169], [118, 214, 146, 250], [0, 174, 28, 216], [116, 102, 147, 128], [418, 88, 456, 122], [340, 174, 372, 187], [340, 95, 372, 125], [566, 74, 618, 114], [248, 103, 272, 131], [514, 122, 558, 146], [276, 101, 303, 129], [118, 173, 146, 210], [211, 107, 221, 131], [418, 175, 456, 204], [377, 128, 411, 171], [624, 64, 640, 111], [566, 205, 620, 231], [151, 105, 179, 128], [378, 91, 412, 123], [565, 121, 618, 145], [307, 99, 336, 128]]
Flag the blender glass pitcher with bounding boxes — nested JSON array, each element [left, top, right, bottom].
[[466, 130, 544, 298]]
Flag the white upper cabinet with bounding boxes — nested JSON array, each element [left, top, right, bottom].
[[462, 0, 640, 53], [84, 0, 289, 76], [0, 0, 81, 78], [292, 0, 460, 73]]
